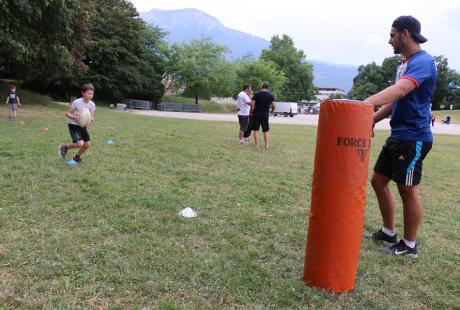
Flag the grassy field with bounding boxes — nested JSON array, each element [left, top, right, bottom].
[[432, 109, 460, 124], [162, 96, 237, 114], [0, 104, 459, 309]]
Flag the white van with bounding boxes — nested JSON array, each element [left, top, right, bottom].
[[272, 102, 298, 117]]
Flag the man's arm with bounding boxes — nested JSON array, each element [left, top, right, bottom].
[[17, 95, 20, 106], [373, 103, 393, 123], [271, 101, 276, 113], [365, 78, 416, 108]]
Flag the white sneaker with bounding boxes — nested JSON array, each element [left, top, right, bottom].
[[238, 139, 245, 144]]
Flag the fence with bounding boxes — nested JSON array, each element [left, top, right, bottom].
[[123, 99, 152, 110], [159, 102, 201, 113]]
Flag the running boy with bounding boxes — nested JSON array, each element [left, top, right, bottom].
[[6, 83, 20, 119], [58, 83, 96, 164]]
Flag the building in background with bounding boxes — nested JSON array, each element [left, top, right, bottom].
[[316, 86, 346, 101]]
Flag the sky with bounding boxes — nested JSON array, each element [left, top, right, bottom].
[[130, 0, 460, 71]]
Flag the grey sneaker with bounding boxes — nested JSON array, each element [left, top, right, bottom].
[[367, 229, 398, 244], [58, 145, 68, 159]]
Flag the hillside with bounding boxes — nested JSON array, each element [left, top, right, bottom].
[[140, 8, 358, 92]]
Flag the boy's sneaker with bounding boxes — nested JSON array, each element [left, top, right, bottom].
[[379, 240, 418, 258], [367, 229, 398, 244], [58, 145, 68, 159], [73, 155, 81, 163], [238, 139, 245, 144]]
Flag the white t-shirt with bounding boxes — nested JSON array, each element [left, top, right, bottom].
[[68, 98, 96, 125], [236, 91, 251, 116]]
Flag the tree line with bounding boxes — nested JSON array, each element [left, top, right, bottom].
[[1, 1, 458, 109], [0, 1, 315, 104]]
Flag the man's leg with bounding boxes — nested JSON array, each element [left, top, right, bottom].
[[371, 172, 396, 230], [263, 131, 270, 150], [397, 184, 423, 242], [253, 130, 260, 149]]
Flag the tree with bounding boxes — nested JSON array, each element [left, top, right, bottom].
[[348, 62, 385, 100], [235, 60, 286, 99], [431, 56, 451, 110], [260, 35, 315, 101], [82, 0, 166, 102], [380, 56, 404, 87], [0, 1, 94, 94], [167, 38, 228, 104], [446, 69, 460, 109]]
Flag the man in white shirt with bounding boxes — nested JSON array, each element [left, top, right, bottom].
[[236, 84, 252, 144]]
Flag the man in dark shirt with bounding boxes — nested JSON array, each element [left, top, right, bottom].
[[251, 81, 276, 150]]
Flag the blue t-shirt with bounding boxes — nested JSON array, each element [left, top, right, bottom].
[[390, 50, 437, 142]]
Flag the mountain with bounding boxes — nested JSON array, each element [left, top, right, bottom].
[[140, 8, 358, 93], [309, 60, 358, 92], [140, 8, 268, 60]]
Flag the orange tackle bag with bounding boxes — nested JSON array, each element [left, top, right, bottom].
[[303, 99, 373, 293]]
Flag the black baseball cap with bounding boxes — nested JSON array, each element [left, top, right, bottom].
[[392, 15, 427, 43]]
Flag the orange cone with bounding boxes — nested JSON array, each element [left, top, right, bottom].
[[304, 99, 373, 293]]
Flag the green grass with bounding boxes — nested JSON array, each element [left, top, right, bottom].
[[432, 109, 460, 124], [0, 103, 459, 309], [162, 95, 237, 114]]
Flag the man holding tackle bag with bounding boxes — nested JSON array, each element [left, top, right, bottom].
[[366, 16, 437, 258]]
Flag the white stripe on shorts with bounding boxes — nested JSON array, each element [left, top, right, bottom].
[[406, 168, 414, 186]]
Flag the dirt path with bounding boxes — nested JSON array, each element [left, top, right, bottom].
[[129, 109, 460, 136]]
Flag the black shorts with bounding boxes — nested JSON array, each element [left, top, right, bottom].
[[68, 124, 90, 143], [243, 115, 253, 138], [374, 138, 432, 186], [238, 115, 249, 131], [252, 114, 269, 132]]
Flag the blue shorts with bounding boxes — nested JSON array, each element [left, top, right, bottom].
[[8, 103, 17, 110]]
